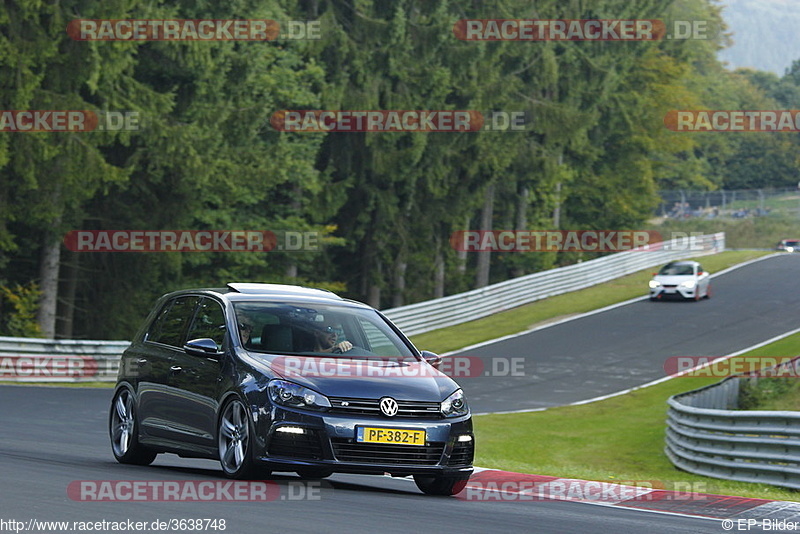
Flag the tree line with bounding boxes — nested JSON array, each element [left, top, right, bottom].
[[1, 0, 798, 339]]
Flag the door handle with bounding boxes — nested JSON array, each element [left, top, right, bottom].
[[170, 365, 182, 374]]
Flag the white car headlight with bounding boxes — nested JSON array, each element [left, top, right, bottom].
[[268, 380, 331, 410], [441, 389, 469, 417], [679, 280, 696, 289], [648, 280, 661, 289]]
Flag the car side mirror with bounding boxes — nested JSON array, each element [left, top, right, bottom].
[[697, 271, 704, 275], [420, 350, 442, 369], [184, 338, 222, 358]]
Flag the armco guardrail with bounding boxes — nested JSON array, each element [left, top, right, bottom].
[[0, 336, 129, 382], [383, 232, 725, 336], [665, 357, 800, 490], [0, 232, 724, 382]]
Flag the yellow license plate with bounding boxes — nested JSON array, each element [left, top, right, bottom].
[[356, 427, 426, 446]]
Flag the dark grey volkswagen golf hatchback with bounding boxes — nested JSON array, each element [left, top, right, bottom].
[[110, 283, 473, 495]]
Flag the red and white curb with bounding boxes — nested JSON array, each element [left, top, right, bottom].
[[449, 469, 800, 523]]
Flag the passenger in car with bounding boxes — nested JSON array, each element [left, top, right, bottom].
[[238, 319, 255, 347]]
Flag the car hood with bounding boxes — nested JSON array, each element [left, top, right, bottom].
[[244, 352, 459, 402], [653, 274, 695, 284]]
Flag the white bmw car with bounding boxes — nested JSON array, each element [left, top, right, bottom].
[[649, 260, 711, 301]]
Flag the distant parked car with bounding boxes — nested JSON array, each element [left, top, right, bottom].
[[110, 283, 473, 495], [776, 239, 800, 252], [649, 261, 711, 301]]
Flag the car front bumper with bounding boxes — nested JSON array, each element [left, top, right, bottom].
[[650, 286, 697, 300], [250, 405, 474, 477]]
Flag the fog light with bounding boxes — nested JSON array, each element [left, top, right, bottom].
[[457, 435, 473, 442], [276, 426, 306, 434]]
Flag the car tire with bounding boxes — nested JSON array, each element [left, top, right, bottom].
[[705, 284, 712, 299], [218, 398, 257, 479], [109, 388, 157, 465], [413, 474, 470, 496]]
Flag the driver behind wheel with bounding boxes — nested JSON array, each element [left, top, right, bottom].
[[314, 324, 353, 353]]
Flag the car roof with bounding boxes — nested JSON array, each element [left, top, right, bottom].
[[225, 283, 342, 299], [159, 283, 372, 309]]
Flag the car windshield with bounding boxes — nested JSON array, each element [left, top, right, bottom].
[[658, 264, 694, 276], [783, 240, 800, 246], [233, 301, 415, 358]]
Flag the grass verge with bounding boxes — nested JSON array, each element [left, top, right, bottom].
[[472, 329, 800, 501], [410, 250, 772, 355]]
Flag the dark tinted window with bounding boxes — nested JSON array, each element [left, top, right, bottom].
[[232, 301, 414, 357], [186, 298, 227, 350], [147, 296, 199, 347], [658, 263, 694, 276]]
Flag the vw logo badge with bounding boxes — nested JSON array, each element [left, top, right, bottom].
[[379, 397, 399, 417]]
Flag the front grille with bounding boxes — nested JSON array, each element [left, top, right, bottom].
[[267, 429, 324, 460], [328, 397, 442, 419], [331, 438, 445, 465], [448, 440, 474, 466], [662, 285, 678, 288]]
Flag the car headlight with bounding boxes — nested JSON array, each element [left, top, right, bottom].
[[648, 280, 661, 289], [268, 380, 331, 411], [441, 389, 469, 417], [679, 280, 696, 289]]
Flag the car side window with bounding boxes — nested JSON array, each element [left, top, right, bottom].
[[356, 317, 400, 356], [186, 298, 227, 350], [697, 264, 703, 274], [147, 296, 199, 347]]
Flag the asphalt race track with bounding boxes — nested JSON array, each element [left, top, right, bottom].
[[2, 254, 798, 533], [1, 386, 725, 533], [453, 254, 800, 413]]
